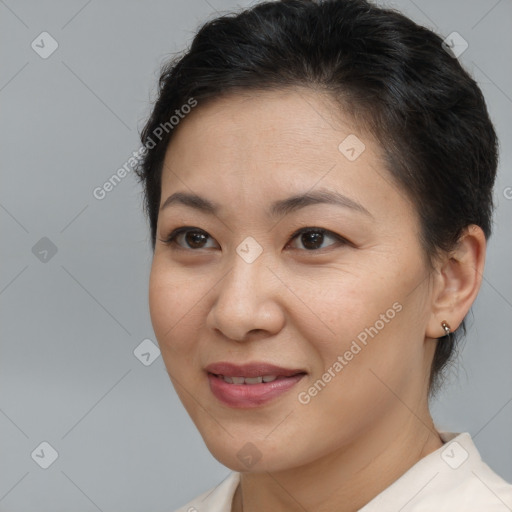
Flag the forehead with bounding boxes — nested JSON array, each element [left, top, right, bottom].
[[159, 88, 411, 224], [165, 90, 361, 173], [165, 88, 359, 161]]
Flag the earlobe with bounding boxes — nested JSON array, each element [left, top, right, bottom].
[[425, 225, 486, 339]]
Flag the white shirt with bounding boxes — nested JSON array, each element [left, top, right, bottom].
[[174, 432, 512, 511]]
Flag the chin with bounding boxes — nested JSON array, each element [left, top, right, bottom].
[[200, 433, 302, 474]]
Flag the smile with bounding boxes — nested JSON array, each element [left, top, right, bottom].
[[205, 362, 307, 407]]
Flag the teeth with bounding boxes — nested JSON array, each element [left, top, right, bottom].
[[244, 376, 263, 384], [220, 375, 278, 384]]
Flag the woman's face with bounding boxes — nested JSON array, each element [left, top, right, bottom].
[[149, 88, 438, 472]]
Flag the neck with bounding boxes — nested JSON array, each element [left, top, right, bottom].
[[232, 410, 443, 512]]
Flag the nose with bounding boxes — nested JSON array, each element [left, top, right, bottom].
[[206, 255, 286, 342]]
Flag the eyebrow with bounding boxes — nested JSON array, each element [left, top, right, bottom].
[[160, 189, 373, 218]]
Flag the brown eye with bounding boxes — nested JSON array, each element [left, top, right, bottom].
[[182, 230, 209, 248], [287, 228, 348, 251], [299, 230, 326, 250], [160, 227, 219, 250]]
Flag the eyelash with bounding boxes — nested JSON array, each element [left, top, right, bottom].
[[159, 226, 351, 252]]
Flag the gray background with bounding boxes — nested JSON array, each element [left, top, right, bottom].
[[0, 0, 511, 510]]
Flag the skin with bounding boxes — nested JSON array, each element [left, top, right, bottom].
[[148, 88, 486, 512]]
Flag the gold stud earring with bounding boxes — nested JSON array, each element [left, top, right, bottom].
[[441, 320, 451, 336]]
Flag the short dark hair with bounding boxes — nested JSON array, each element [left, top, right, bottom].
[[135, 0, 498, 397]]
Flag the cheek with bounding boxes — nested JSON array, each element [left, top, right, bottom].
[[285, 267, 391, 350], [291, 264, 416, 386], [148, 260, 203, 355]]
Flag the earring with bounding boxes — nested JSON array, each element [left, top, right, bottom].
[[441, 320, 451, 336]]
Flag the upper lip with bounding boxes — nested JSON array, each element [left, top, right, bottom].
[[205, 362, 307, 378]]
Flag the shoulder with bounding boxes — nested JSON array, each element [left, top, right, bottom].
[[360, 431, 512, 511], [430, 431, 512, 511], [412, 461, 512, 511], [173, 472, 240, 512]]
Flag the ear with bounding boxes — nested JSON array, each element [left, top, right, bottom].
[[425, 225, 487, 339]]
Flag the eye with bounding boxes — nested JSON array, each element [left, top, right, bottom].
[[286, 227, 349, 251], [159, 227, 219, 250], [159, 226, 350, 252]]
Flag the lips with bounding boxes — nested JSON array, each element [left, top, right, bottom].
[[205, 362, 307, 408]]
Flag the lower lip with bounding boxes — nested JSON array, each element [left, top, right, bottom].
[[207, 373, 305, 408]]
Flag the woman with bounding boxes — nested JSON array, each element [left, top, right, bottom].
[[135, 0, 512, 510]]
